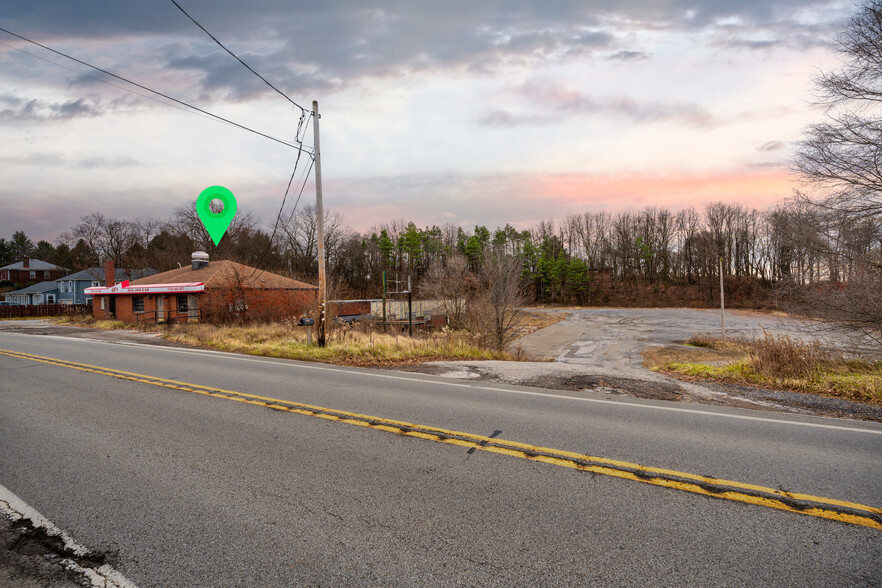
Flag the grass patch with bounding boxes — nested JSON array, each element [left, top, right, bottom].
[[646, 333, 882, 405], [52, 315, 132, 330], [513, 310, 567, 338], [0, 315, 65, 321], [163, 322, 513, 366], [46, 312, 552, 366]]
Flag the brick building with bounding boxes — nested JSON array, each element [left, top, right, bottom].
[[86, 253, 317, 324], [0, 256, 68, 285]]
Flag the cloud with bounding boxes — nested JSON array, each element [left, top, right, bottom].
[[0, 96, 104, 122], [757, 140, 786, 152], [475, 108, 556, 127], [0, 152, 66, 166], [2, 0, 848, 101], [608, 50, 650, 61], [510, 82, 717, 127], [324, 168, 796, 232], [77, 156, 138, 168]]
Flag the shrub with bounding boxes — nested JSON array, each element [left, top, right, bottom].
[[750, 332, 841, 379]]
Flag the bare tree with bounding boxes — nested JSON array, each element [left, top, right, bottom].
[[279, 204, 347, 278], [793, 0, 882, 342], [420, 253, 472, 330], [478, 251, 528, 350]]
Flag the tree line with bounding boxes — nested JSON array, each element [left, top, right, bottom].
[[2, 198, 869, 306]]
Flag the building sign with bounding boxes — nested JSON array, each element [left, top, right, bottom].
[[85, 280, 205, 296]]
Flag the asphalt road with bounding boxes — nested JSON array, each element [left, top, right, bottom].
[[1, 330, 880, 586]]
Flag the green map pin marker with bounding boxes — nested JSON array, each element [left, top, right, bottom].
[[197, 186, 238, 245]]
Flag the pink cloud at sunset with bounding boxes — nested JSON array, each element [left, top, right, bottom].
[[326, 167, 797, 232], [528, 168, 796, 213]]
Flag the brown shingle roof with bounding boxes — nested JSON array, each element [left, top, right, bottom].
[[129, 260, 317, 290]]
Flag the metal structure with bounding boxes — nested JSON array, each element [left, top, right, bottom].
[[382, 272, 414, 335]]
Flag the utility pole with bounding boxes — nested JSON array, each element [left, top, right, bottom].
[[313, 100, 327, 347], [407, 275, 412, 337], [719, 256, 725, 341], [382, 270, 387, 332]]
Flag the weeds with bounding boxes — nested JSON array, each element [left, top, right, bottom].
[[162, 321, 514, 366], [650, 332, 882, 405]]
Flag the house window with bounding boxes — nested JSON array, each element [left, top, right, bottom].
[[177, 297, 188, 313], [46, 294, 55, 303], [44, 271, 50, 278], [133, 296, 145, 312], [29, 271, 35, 279], [91, 281, 100, 287], [100, 297, 106, 310]]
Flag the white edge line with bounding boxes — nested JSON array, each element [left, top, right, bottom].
[[0, 483, 138, 588], [4, 332, 882, 436]]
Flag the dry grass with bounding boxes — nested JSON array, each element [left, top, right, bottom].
[[163, 321, 513, 366], [646, 332, 882, 405], [53, 315, 133, 330], [50, 311, 555, 366], [512, 310, 567, 337], [0, 315, 66, 321]]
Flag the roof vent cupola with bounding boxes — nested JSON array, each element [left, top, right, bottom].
[[191, 251, 209, 271]]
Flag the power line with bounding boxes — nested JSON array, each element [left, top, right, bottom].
[[169, 0, 306, 113], [247, 109, 311, 276], [0, 39, 238, 131], [168, 0, 318, 277], [0, 39, 314, 149], [248, 143, 315, 279], [0, 26, 309, 153]]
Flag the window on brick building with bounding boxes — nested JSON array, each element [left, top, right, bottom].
[[30, 271, 35, 279], [133, 296, 145, 312], [44, 271, 50, 278], [177, 297, 188, 313]]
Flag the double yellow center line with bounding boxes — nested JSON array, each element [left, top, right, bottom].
[[2, 347, 880, 530]]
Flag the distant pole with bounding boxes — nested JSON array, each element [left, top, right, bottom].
[[407, 289, 413, 336], [719, 256, 725, 341], [407, 275, 413, 336], [382, 270, 387, 332], [313, 100, 327, 347]]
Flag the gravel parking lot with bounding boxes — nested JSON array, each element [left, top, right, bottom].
[[398, 308, 882, 421]]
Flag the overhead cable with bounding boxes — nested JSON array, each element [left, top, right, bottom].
[[0, 26, 309, 153], [169, 0, 306, 113]]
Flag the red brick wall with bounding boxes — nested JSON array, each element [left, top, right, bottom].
[[93, 289, 317, 324]]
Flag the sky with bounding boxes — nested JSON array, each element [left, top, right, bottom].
[[0, 0, 856, 242]]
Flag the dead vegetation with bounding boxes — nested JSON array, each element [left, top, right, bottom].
[[50, 311, 557, 366], [645, 332, 882, 405], [161, 320, 515, 366]]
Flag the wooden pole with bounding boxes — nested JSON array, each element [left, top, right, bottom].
[[313, 101, 327, 347], [719, 256, 725, 341]]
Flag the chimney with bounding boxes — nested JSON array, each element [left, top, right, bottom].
[[104, 260, 115, 287], [191, 251, 209, 271], [23, 256, 29, 269]]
